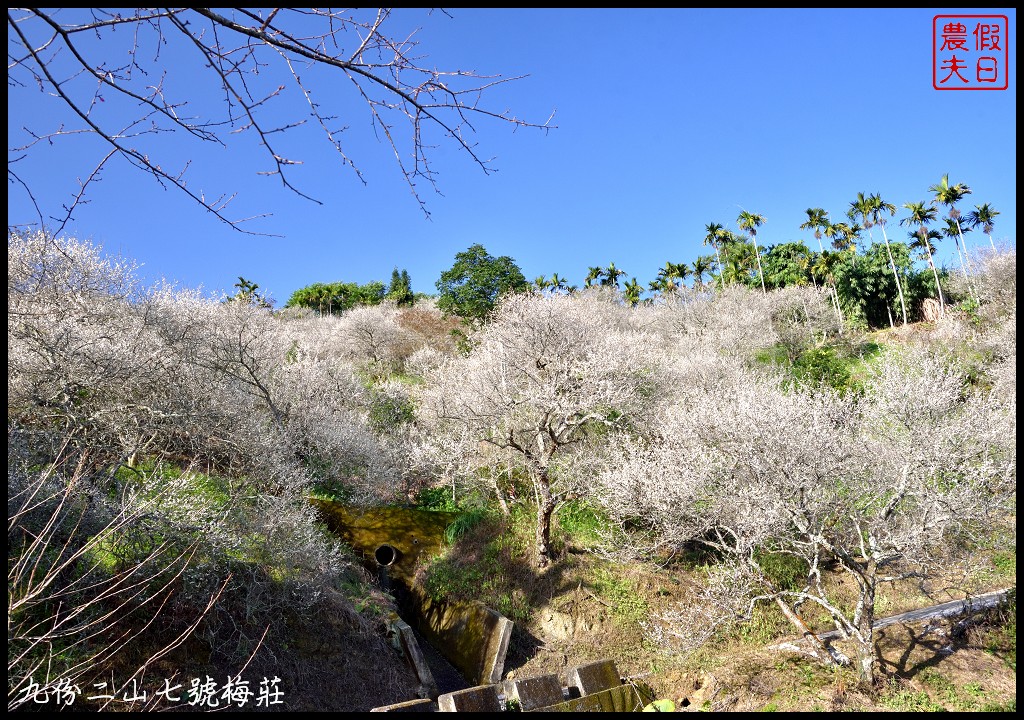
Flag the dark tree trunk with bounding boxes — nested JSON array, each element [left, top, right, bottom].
[[534, 478, 556, 570]]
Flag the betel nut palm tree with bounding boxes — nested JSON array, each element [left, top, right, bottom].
[[801, 207, 844, 325], [929, 174, 976, 302], [864, 193, 909, 325], [691, 255, 713, 290], [902, 201, 944, 316], [737, 210, 767, 294], [965, 203, 1000, 251], [703, 222, 728, 290]]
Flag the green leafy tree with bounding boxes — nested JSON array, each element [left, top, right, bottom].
[[548, 273, 570, 294], [435, 244, 528, 323], [825, 221, 862, 258], [907, 229, 947, 315], [846, 192, 873, 231], [672, 262, 692, 289], [844, 194, 871, 267], [941, 218, 976, 300], [851, 192, 906, 325], [386, 268, 415, 307], [285, 282, 328, 314], [654, 262, 678, 293], [834, 243, 912, 328], [691, 255, 713, 289], [720, 231, 757, 287], [799, 208, 830, 253], [811, 249, 846, 330], [800, 207, 843, 322], [899, 259, 944, 320], [761, 242, 813, 290], [882, 240, 931, 322], [647, 277, 669, 296], [737, 210, 768, 294], [285, 280, 385, 314], [652, 261, 689, 296], [348, 280, 387, 309], [601, 262, 627, 289]]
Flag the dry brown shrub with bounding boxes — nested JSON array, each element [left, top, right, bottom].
[[397, 305, 461, 356]]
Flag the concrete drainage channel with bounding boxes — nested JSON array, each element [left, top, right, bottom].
[[383, 587, 514, 701], [371, 658, 654, 712], [313, 502, 651, 712], [312, 502, 516, 704]]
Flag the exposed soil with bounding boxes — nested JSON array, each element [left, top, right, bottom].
[[488, 546, 1015, 712]]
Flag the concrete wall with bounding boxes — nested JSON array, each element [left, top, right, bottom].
[[312, 501, 457, 584], [372, 658, 652, 712], [408, 583, 513, 687]]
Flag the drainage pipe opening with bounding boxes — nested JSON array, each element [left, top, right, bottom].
[[375, 544, 399, 567]]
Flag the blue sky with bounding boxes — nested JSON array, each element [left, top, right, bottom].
[[8, 8, 1017, 303]]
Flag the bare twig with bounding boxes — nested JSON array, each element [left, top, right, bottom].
[[7, 8, 555, 231]]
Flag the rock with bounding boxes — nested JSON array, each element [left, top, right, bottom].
[[539, 610, 575, 641]]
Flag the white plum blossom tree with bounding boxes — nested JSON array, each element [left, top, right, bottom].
[[595, 347, 1015, 686], [417, 291, 668, 568], [8, 229, 427, 706]]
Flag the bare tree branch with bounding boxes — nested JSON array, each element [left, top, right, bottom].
[[7, 8, 555, 232]]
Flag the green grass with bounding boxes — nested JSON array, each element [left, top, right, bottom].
[[754, 551, 809, 592], [115, 460, 233, 508], [788, 347, 852, 393], [421, 507, 533, 622], [82, 531, 121, 573], [414, 485, 460, 512], [555, 500, 608, 548], [836, 338, 886, 390], [388, 372, 426, 386], [980, 699, 1017, 712], [881, 688, 946, 712], [880, 671, 1010, 712], [982, 594, 1016, 672], [736, 603, 789, 646], [990, 551, 1016, 578], [753, 344, 791, 368], [444, 506, 493, 544], [368, 387, 415, 432], [589, 567, 649, 627]]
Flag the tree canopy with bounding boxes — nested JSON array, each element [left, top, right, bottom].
[[434, 244, 528, 322], [386, 268, 415, 307], [285, 280, 386, 315]]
